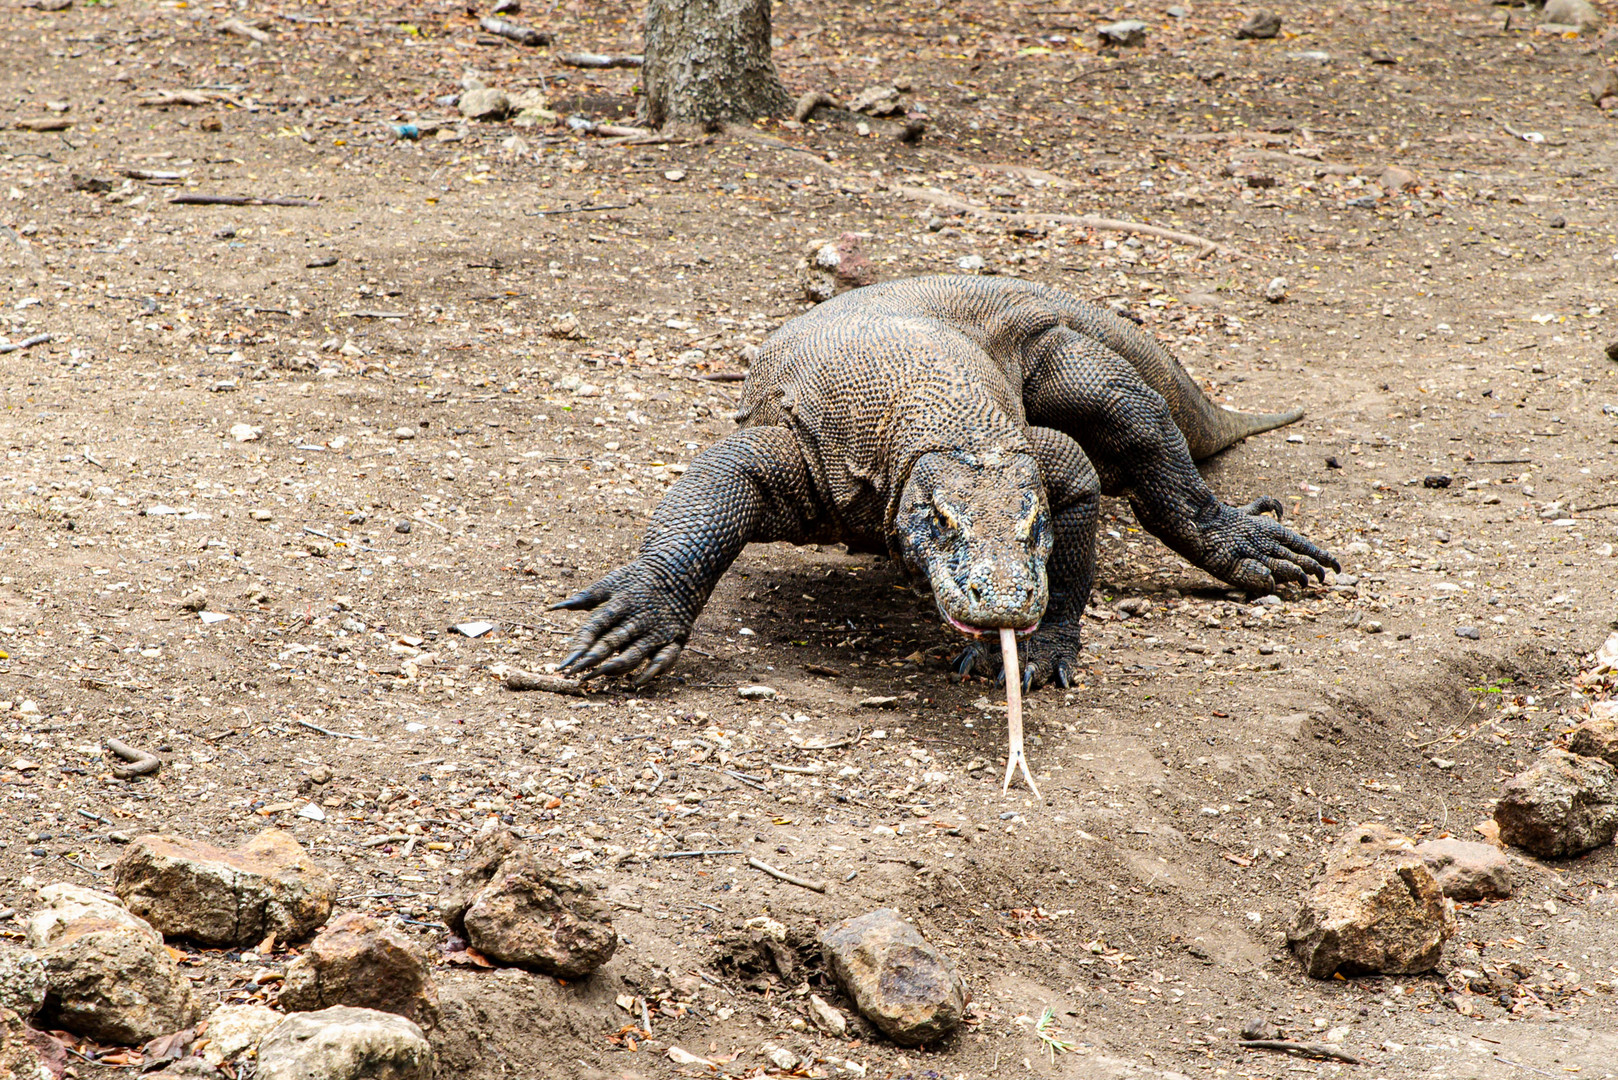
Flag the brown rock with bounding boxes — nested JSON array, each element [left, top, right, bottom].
[[1568, 712, 1618, 767], [36, 916, 199, 1044], [1380, 165, 1418, 191], [279, 914, 438, 1027], [819, 909, 965, 1046], [800, 234, 877, 303], [1494, 748, 1618, 858], [113, 829, 336, 946], [1414, 839, 1513, 901], [438, 829, 615, 978], [1287, 824, 1455, 979], [0, 1006, 51, 1080], [1234, 10, 1282, 39], [1590, 66, 1618, 104]]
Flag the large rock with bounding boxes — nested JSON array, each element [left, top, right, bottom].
[[1569, 711, 1618, 767], [0, 948, 47, 1019], [1494, 748, 1618, 858], [1544, 0, 1603, 29], [1097, 19, 1148, 46], [1414, 839, 1513, 901], [438, 829, 615, 978], [1287, 824, 1455, 979], [0, 1006, 51, 1080], [26, 884, 156, 948], [197, 1003, 285, 1068], [255, 1006, 432, 1080], [279, 914, 438, 1027], [36, 916, 198, 1044], [113, 829, 336, 946], [819, 909, 965, 1046], [457, 87, 511, 121]]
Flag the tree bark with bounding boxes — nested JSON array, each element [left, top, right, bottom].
[[639, 0, 792, 129]]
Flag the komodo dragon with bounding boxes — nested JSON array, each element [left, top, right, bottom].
[[554, 275, 1337, 695]]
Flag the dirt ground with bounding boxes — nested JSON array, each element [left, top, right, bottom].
[[2, 0, 1618, 1076]]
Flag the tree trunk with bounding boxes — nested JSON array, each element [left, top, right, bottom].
[[639, 0, 792, 129]]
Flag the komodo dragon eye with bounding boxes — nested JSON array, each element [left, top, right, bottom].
[[933, 502, 962, 534]]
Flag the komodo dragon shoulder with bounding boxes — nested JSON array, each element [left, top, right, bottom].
[[552, 274, 1337, 690]]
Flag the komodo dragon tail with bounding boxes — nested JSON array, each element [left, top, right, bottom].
[[1070, 298, 1305, 461]]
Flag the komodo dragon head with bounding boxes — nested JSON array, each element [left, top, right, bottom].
[[894, 448, 1052, 637]]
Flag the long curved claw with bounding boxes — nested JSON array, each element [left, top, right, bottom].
[[1237, 495, 1285, 520], [551, 559, 692, 684]]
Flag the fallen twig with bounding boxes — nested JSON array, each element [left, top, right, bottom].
[[137, 91, 214, 107], [170, 193, 315, 207], [1238, 1040, 1361, 1065], [747, 857, 828, 893], [480, 16, 550, 46], [296, 718, 377, 742], [802, 730, 860, 751], [105, 738, 162, 780], [657, 849, 742, 859], [523, 204, 630, 217], [220, 17, 271, 44], [0, 334, 51, 354], [558, 52, 643, 68], [504, 671, 589, 696]]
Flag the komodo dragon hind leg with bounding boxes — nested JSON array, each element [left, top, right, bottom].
[[1021, 325, 1338, 593], [553, 426, 818, 684], [954, 426, 1099, 692]]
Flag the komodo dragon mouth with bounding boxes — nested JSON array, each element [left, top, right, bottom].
[[895, 448, 1053, 638]]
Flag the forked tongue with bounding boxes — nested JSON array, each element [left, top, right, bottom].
[[1000, 627, 1041, 798]]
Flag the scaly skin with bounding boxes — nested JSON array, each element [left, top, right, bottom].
[[554, 275, 1338, 688]]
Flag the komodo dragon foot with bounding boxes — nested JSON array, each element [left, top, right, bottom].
[[1192, 495, 1338, 592], [954, 624, 1083, 692]]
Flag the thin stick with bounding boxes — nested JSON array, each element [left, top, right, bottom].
[[1237, 1040, 1361, 1065], [657, 849, 742, 859], [504, 671, 589, 696], [1000, 628, 1040, 797], [558, 52, 643, 68], [170, 193, 315, 207], [523, 204, 629, 217], [0, 333, 51, 354], [747, 857, 828, 893], [296, 718, 376, 742]]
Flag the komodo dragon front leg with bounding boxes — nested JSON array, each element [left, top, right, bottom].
[[553, 427, 819, 684], [956, 426, 1100, 690], [1023, 326, 1339, 592]]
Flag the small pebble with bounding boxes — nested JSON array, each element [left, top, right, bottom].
[[1455, 626, 1480, 640], [395, 520, 413, 534]]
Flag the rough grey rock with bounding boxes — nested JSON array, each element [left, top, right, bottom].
[[807, 993, 848, 1037], [1544, 0, 1603, 29], [848, 85, 902, 116], [255, 1006, 432, 1080], [279, 913, 438, 1027], [0, 1006, 51, 1080], [36, 914, 199, 1044], [1287, 824, 1455, 979], [1234, 10, 1282, 39], [820, 909, 965, 1046], [198, 1003, 285, 1068], [1414, 839, 1512, 901], [0, 947, 48, 1019], [1568, 712, 1618, 767], [113, 829, 337, 947], [26, 884, 156, 949], [1494, 748, 1618, 858], [458, 87, 511, 121], [438, 829, 615, 978], [1097, 19, 1148, 46]]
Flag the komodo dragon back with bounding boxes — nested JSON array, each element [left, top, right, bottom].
[[1046, 287, 1303, 460]]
